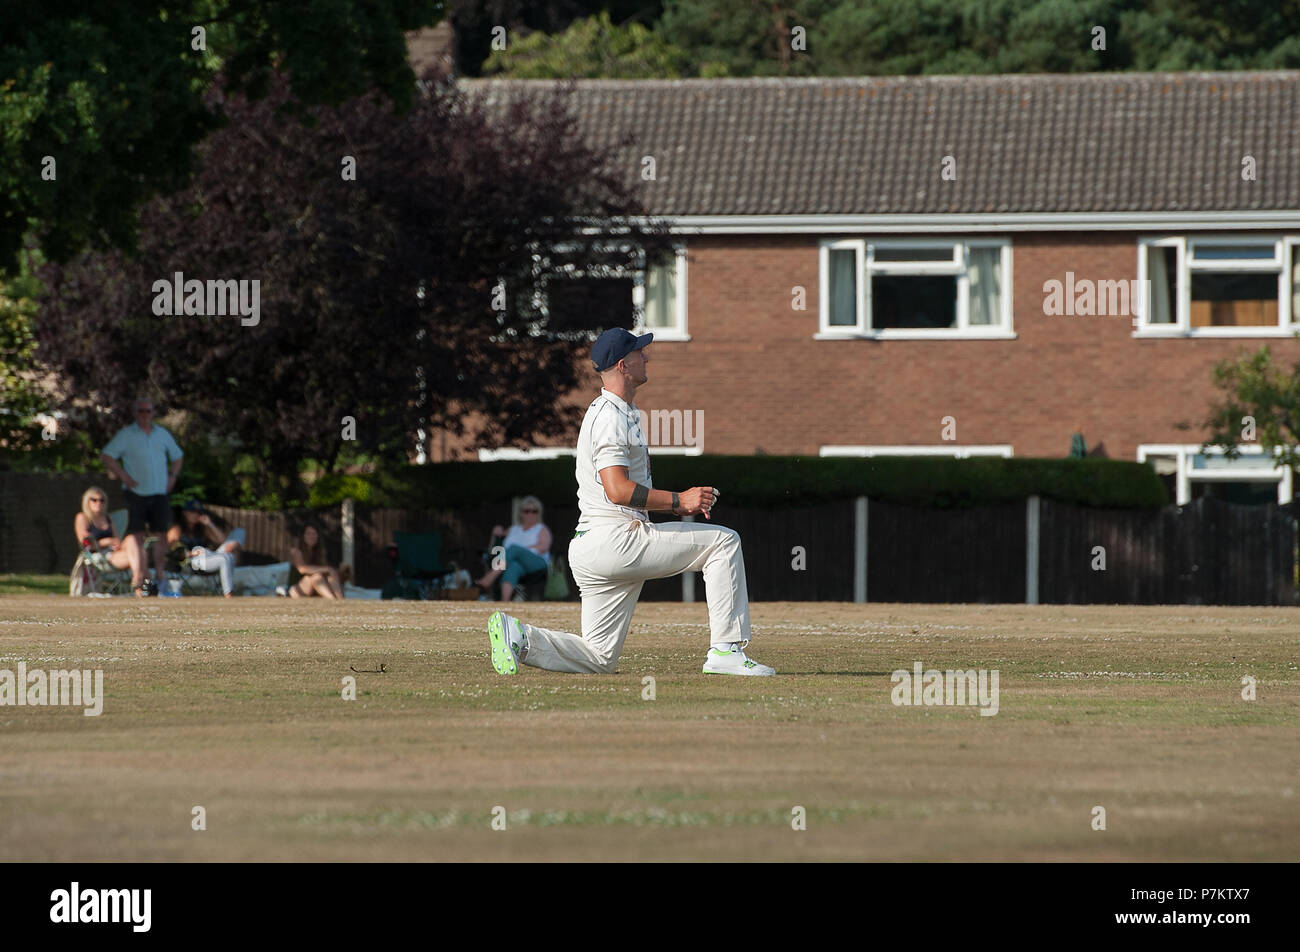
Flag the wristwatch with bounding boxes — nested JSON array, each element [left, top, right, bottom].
[[671, 491, 680, 515]]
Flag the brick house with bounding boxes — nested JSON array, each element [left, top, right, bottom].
[[457, 73, 1300, 504]]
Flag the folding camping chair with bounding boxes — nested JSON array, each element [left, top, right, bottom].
[[482, 529, 549, 602], [382, 530, 446, 600], [164, 543, 223, 595], [68, 508, 133, 596]]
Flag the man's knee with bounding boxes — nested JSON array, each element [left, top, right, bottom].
[[714, 525, 742, 550]]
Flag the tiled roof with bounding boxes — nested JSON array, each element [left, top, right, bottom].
[[463, 73, 1300, 216]]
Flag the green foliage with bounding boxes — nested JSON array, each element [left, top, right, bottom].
[[0, 1, 443, 268], [1203, 345, 1300, 468], [358, 455, 1167, 510], [483, 11, 690, 77], [0, 246, 72, 468], [308, 472, 375, 507], [651, 0, 1300, 78]]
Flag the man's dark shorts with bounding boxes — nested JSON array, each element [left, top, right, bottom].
[[124, 491, 172, 535]]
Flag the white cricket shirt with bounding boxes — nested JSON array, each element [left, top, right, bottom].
[[575, 388, 652, 529]]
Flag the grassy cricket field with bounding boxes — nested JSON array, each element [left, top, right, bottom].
[[1, 588, 1297, 861]]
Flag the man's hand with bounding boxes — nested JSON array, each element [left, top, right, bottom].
[[678, 486, 720, 519], [124, 475, 140, 490]]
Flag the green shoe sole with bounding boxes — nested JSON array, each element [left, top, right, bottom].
[[488, 611, 518, 675]]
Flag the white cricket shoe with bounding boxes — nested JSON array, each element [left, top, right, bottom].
[[702, 642, 775, 676]]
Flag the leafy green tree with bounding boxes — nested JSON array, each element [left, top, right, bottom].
[[655, 0, 1300, 78], [0, 0, 443, 269], [0, 253, 45, 455], [483, 10, 689, 77], [451, 1, 665, 76], [1203, 346, 1300, 468], [657, 0, 835, 76]]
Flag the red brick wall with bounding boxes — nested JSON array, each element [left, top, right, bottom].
[[435, 231, 1297, 463], [628, 233, 1296, 461]]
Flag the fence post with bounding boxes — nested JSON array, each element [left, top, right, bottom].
[[682, 514, 696, 602], [341, 497, 355, 571], [1026, 495, 1041, 605], [854, 496, 867, 603]]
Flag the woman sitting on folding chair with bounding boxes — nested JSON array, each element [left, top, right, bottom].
[[167, 499, 246, 597], [73, 486, 143, 592], [474, 495, 552, 602]]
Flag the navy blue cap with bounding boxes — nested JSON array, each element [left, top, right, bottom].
[[182, 499, 203, 512], [591, 328, 653, 372]]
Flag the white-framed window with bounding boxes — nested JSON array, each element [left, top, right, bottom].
[[528, 241, 689, 341], [1138, 444, 1294, 504], [817, 238, 1014, 339], [478, 447, 578, 462], [1136, 236, 1300, 336], [478, 443, 702, 460], [635, 244, 690, 341], [820, 445, 1014, 459]]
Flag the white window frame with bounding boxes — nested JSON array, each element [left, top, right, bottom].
[[1135, 235, 1299, 338], [817, 238, 1015, 340], [478, 447, 578, 462], [1137, 443, 1294, 504], [528, 239, 686, 341], [478, 444, 701, 460], [632, 242, 690, 341], [820, 444, 1014, 459]]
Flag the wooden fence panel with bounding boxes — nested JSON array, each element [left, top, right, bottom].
[[867, 500, 1026, 603]]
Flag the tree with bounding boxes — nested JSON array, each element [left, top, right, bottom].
[[0, 249, 46, 455], [655, 0, 1300, 79], [451, 1, 665, 76], [34, 71, 672, 504], [1203, 346, 1300, 468], [482, 11, 690, 77], [0, 0, 444, 269]]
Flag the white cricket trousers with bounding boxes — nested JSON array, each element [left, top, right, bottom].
[[518, 519, 752, 674]]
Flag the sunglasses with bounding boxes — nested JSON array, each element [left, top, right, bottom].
[[90, 498, 105, 503], [521, 508, 539, 513]]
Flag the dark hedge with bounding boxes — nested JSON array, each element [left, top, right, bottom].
[[310, 455, 1168, 510]]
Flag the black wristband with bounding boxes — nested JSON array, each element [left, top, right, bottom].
[[630, 484, 650, 509], [671, 491, 680, 514]]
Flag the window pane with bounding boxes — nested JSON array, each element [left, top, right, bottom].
[[870, 275, 957, 329], [828, 248, 857, 326], [1146, 245, 1176, 324], [644, 258, 676, 329], [1191, 243, 1275, 260], [967, 247, 1001, 326], [1190, 272, 1278, 326], [1292, 244, 1300, 323], [547, 277, 634, 332], [873, 246, 955, 262]]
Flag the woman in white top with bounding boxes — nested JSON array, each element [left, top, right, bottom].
[[475, 495, 552, 602]]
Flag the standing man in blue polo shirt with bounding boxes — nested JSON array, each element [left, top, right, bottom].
[[101, 397, 184, 594]]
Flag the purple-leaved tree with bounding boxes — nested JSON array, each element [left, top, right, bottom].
[[36, 69, 670, 501]]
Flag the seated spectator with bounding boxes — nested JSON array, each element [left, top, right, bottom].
[[288, 525, 344, 599], [167, 499, 246, 598], [74, 486, 144, 591], [474, 495, 552, 602]]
